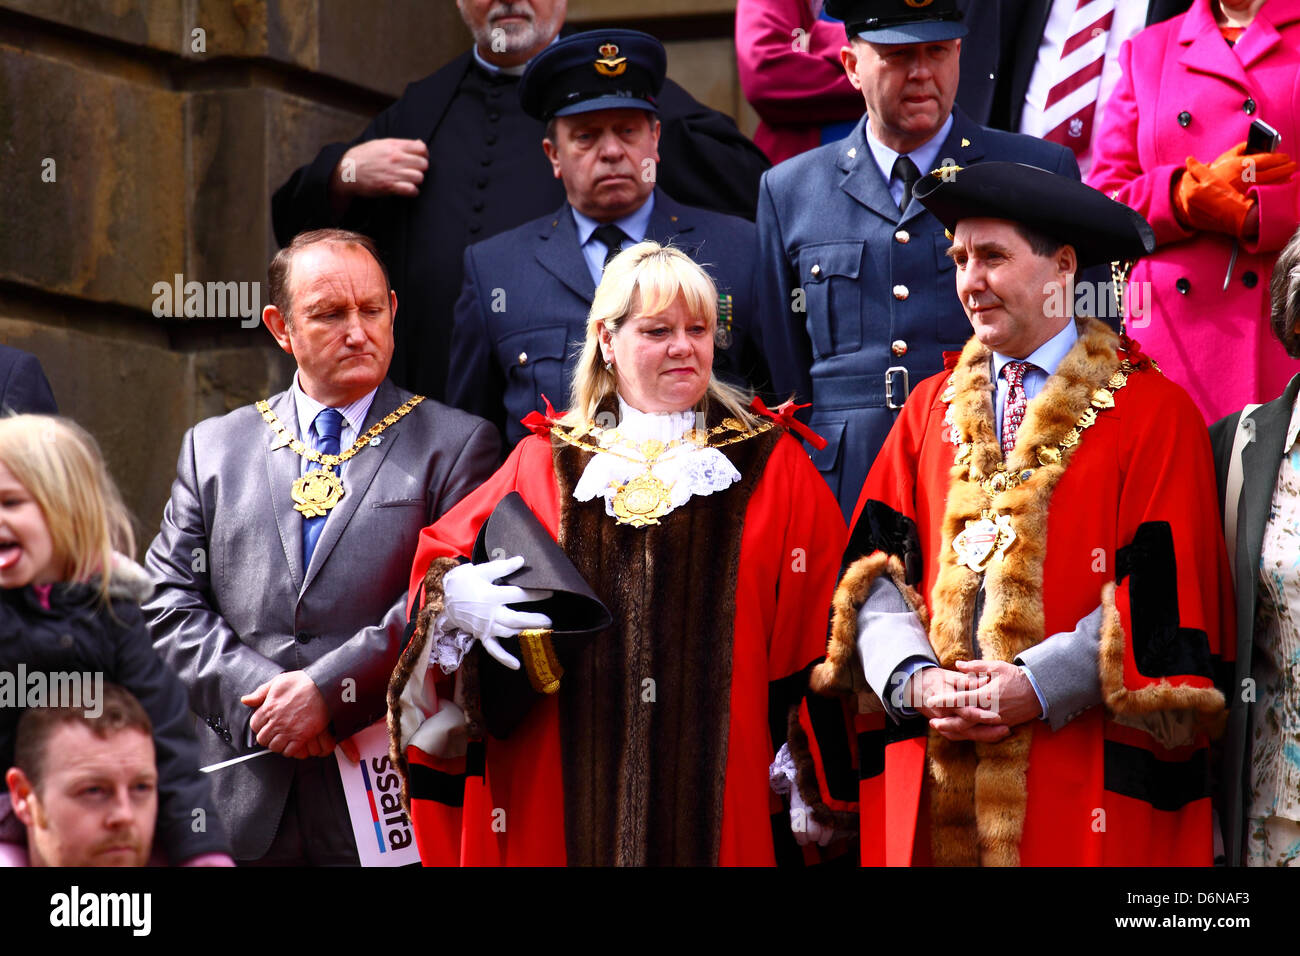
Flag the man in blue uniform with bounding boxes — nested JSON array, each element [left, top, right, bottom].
[[755, 0, 1078, 517], [448, 30, 766, 448]]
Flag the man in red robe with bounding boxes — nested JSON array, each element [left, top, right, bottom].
[[795, 162, 1233, 865]]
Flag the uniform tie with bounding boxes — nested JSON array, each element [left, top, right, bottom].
[[302, 407, 343, 568], [592, 223, 631, 269], [1000, 361, 1035, 458], [892, 155, 921, 215]]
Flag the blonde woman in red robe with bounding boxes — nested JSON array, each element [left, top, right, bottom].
[[387, 242, 846, 866]]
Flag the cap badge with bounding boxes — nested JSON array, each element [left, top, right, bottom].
[[594, 43, 627, 77]]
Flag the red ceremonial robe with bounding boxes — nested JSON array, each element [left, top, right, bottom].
[[800, 318, 1232, 865], [391, 426, 845, 865]]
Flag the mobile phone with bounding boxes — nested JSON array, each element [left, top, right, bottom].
[[1246, 119, 1281, 154]]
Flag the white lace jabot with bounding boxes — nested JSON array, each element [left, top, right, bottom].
[[572, 398, 741, 521]]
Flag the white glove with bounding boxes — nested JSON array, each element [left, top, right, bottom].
[[790, 779, 833, 847], [442, 556, 553, 671]]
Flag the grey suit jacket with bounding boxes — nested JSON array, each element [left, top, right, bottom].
[[142, 378, 499, 860], [1210, 372, 1300, 866]]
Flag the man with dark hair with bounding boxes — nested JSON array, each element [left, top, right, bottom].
[[144, 229, 499, 864], [6, 683, 157, 867], [794, 163, 1231, 865], [754, 0, 1079, 519], [448, 30, 766, 448], [271, 0, 769, 405]]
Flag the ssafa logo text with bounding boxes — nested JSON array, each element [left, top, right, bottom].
[[49, 886, 151, 937]]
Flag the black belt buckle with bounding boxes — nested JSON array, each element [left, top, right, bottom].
[[885, 366, 910, 410]]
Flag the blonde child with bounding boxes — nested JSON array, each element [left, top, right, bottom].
[[0, 415, 232, 865]]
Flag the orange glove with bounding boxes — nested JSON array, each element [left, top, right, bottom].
[[1174, 155, 1254, 236], [1206, 142, 1297, 193]]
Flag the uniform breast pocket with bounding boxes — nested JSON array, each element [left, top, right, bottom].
[[497, 324, 578, 415], [933, 233, 967, 344], [797, 241, 864, 359]]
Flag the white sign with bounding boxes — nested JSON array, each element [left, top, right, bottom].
[[335, 720, 420, 867]]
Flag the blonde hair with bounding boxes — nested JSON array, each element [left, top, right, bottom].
[[0, 416, 134, 603], [563, 241, 760, 429]]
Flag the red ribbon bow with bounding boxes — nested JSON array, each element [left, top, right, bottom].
[[520, 395, 562, 436], [749, 397, 827, 451]]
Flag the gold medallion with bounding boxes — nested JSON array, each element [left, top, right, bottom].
[[292, 468, 344, 518], [952, 512, 1016, 573], [611, 472, 673, 527], [257, 395, 424, 521]]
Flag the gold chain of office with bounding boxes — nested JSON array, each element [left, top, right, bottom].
[[256, 395, 425, 518], [553, 416, 771, 527], [943, 361, 1135, 573]]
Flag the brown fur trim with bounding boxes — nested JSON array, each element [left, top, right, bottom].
[[786, 705, 861, 833], [387, 555, 461, 816], [928, 317, 1120, 865], [1098, 581, 1226, 748], [812, 552, 928, 710], [549, 410, 780, 865]]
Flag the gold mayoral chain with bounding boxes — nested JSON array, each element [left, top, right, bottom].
[[946, 360, 1136, 573], [256, 396, 425, 518], [555, 416, 770, 527]]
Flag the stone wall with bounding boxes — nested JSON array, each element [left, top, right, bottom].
[[0, 0, 750, 549]]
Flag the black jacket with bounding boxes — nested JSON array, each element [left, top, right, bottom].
[[0, 581, 231, 862]]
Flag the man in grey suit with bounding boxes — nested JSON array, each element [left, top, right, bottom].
[[755, 0, 1078, 518], [143, 229, 500, 864]]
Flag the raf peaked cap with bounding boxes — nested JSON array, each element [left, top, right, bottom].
[[471, 492, 612, 739], [913, 162, 1156, 267], [823, 0, 967, 44], [520, 29, 667, 121]]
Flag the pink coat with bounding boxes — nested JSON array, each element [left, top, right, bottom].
[[1088, 0, 1300, 423], [735, 0, 864, 164]]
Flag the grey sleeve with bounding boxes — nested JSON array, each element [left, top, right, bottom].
[[1015, 604, 1104, 731], [856, 576, 936, 717]]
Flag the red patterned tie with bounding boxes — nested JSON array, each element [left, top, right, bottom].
[[1041, 0, 1115, 158], [1001, 361, 1033, 458]]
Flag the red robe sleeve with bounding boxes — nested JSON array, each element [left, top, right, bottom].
[[1103, 373, 1232, 716], [406, 436, 559, 617]]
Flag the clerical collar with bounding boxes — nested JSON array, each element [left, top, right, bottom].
[[572, 192, 656, 249], [992, 318, 1078, 381], [863, 111, 955, 187], [472, 36, 559, 77]]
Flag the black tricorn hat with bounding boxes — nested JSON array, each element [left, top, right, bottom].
[[913, 162, 1156, 268], [471, 492, 612, 739], [519, 28, 666, 122], [823, 0, 967, 44]]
